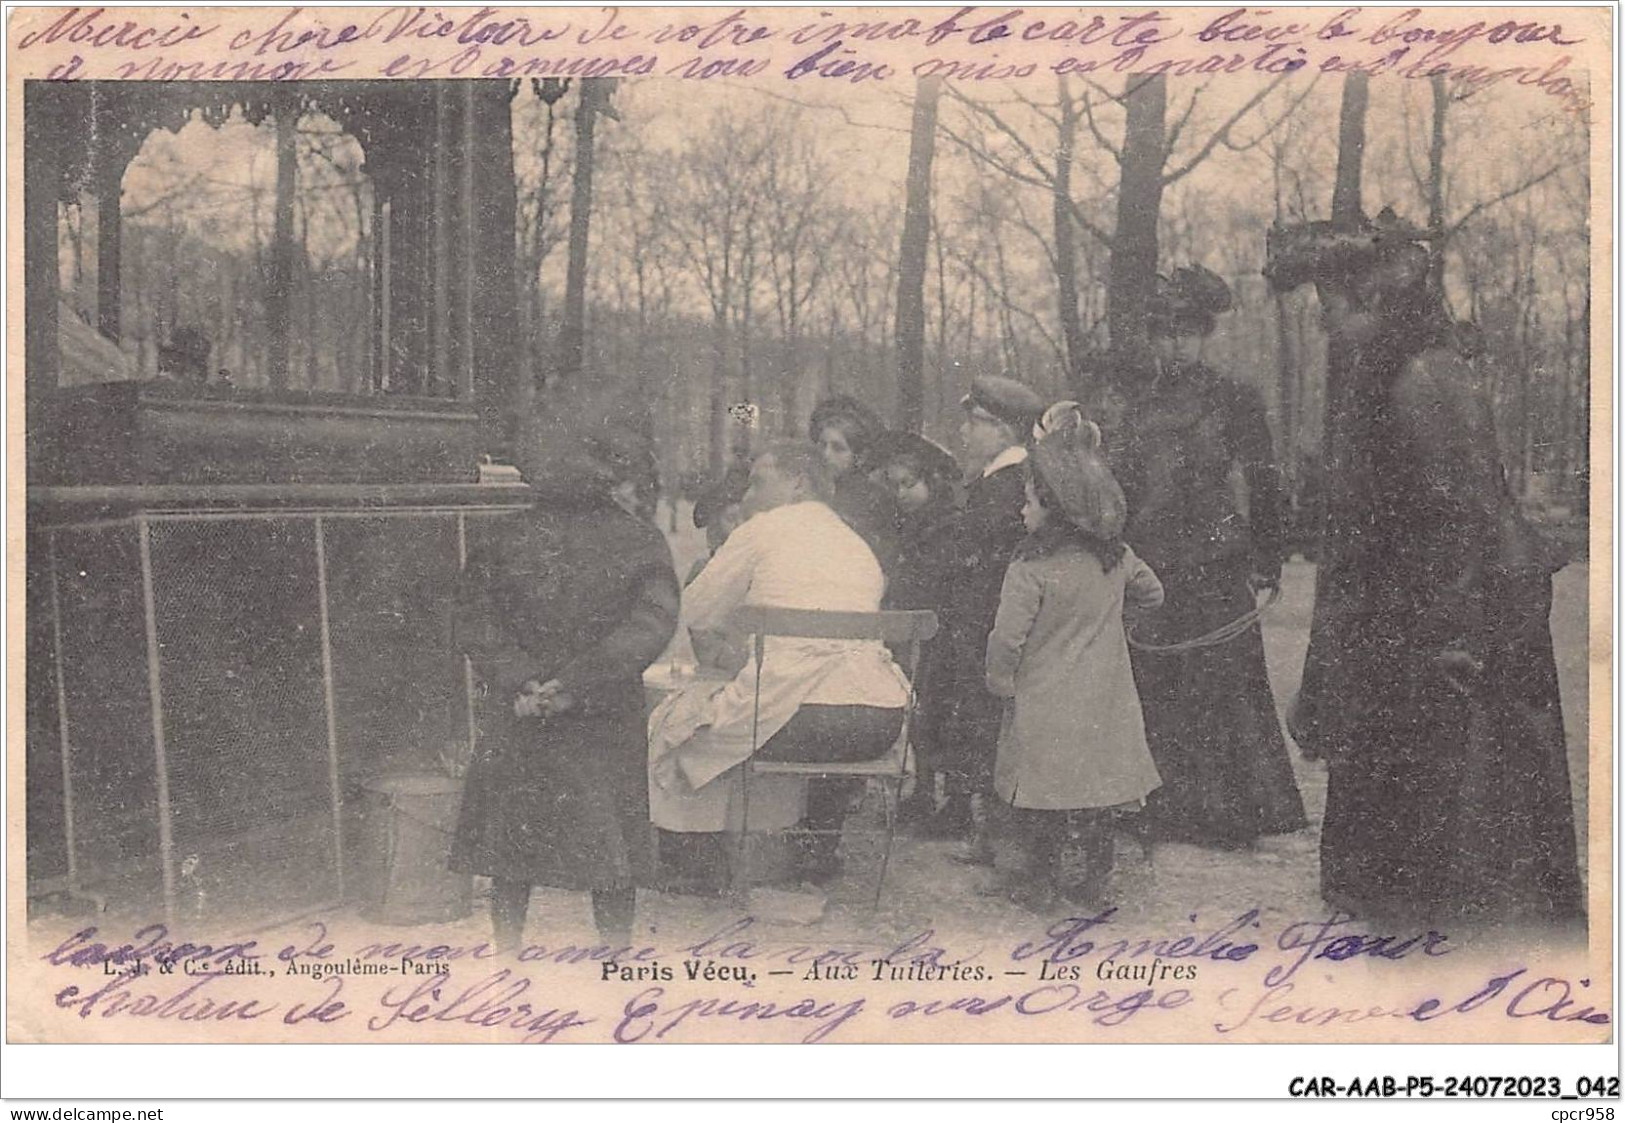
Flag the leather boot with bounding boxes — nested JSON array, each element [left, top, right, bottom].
[[920, 792, 973, 840], [949, 793, 995, 866], [1006, 811, 1061, 911], [1065, 818, 1115, 908], [794, 831, 844, 886]]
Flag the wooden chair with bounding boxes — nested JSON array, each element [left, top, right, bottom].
[[727, 606, 939, 909]]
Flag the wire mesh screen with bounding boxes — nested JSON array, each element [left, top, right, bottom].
[[146, 517, 339, 919], [25, 529, 71, 881], [48, 523, 162, 892], [322, 515, 466, 795], [30, 507, 488, 923]]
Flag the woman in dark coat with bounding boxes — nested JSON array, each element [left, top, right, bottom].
[[451, 410, 680, 950], [873, 430, 963, 825], [810, 395, 899, 571], [1265, 211, 1581, 923], [1107, 266, 1307, 847]]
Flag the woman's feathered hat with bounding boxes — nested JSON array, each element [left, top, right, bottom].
[[1030, 401, 1127, 540], [1263, 207, 1434, 294], [1148, 265, 1234, 336]]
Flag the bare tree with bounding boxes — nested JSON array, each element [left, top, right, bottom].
[[763, 119, 843, 435], [894, 76, 942, 434], [515, 79, 574, 390], [266, 96, 297, 390], [1052, 76, 1089, 386], [668, 107, 774, 474], [938, 73, 1307, 393], [557, 78, 617, 385]]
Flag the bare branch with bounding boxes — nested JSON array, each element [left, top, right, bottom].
[[1008, 86, 1062, 131], [1398, 85, 1430, 204], [1078, 88, 1122, 163], [947, 244, 1064, 367], [1161, 74, 1290, 184], [1164, 83, 1206, 154], [1006, 194, 1061, 276], [121, 175, 213, 220], [937, 118, 1054, 191], [936, 117, 1116, 248], [1446, 159, 1570, 241], [1078, 76, 1126, 106], [1082, 73, 1162, 107], [715, 81, 912, 135], [945, 86, 1063, 186], [1223, 74, 1321, 158]]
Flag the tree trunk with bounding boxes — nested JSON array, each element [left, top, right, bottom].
[[1275, 290, 1298, 497], [469, 81, 522, 459], [95, 156, 125, 342], [1054, 76, 1088, 397], [1576, 295, 1590, 506], [737, 227, 757, 461], [302, 200, 318, 389], [1108, 73, 1166, 371], [558, 79, 610, 384], [894, 76, 941, 434], [1427, 74, 1448, 293], [933, 209, 951, 428], [709, 313, 730, 478], [1296, 70, 1373, 755], [1267, 138, 1298, 503], [1321, 71, 1372, 499], [24, 83, 62, 407], [1321, 70, 1373, 484], [1331, 72, 1369, 226], [267, 99, 297, 391]]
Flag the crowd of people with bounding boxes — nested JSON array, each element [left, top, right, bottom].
[[447, 210, 1583, 950]]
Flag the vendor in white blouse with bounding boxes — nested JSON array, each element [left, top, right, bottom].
[[648, 440, 911, 885]]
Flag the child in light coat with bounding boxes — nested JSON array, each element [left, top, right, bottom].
[[986, 404, 1164, 910]]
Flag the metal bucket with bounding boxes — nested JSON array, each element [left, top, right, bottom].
[[355, 774, 472, 925]]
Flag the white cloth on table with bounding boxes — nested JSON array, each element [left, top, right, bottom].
[[648, 501, 911, 833]]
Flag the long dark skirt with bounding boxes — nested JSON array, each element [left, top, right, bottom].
[[1319, 572, 1582, 922], [902, 640, 951, 782], [1130, 558, 1307, 845], [451, 690, 654, 892], [936, 647, 1003, 792]]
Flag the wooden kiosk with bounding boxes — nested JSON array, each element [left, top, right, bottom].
[[24, 80, 534, 925]]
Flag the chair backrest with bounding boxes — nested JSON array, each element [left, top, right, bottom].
[[725, 606, 938, 644]]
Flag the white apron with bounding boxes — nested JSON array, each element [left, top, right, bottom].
[[648, 639, 909, 832]]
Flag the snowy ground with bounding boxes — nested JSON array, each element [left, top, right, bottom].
[[29, 505, 1590, 962], [595, 508, 1593, 953]]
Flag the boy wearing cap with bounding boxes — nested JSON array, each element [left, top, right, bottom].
[[934, 375, 1046, 858]]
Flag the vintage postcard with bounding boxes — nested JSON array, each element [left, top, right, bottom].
[[2, 0, 1616, 1096]]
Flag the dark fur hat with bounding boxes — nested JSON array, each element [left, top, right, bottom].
[[692, 463, 751, 529], [523, 378, 658, 506], [872, 430, 961, 490], [1148, 265, 1234, 336], [1263, 207, 1434, 294], [808, 395, 886, 461]]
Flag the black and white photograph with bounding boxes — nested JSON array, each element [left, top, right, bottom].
[[3, 2, 1615, 1103]]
